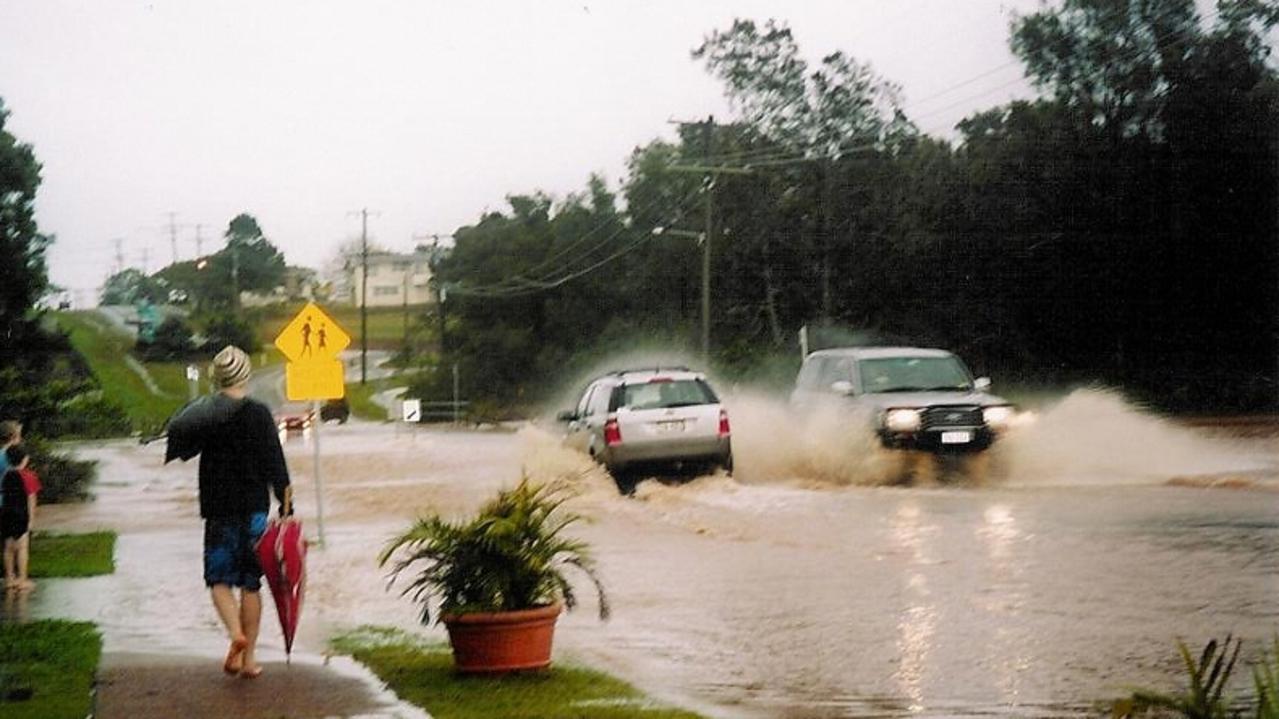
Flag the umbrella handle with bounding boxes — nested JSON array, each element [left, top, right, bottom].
[[281, 485, 293, 517]]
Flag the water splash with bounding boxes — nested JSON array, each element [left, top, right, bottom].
[[994, 388, 1268, 486]]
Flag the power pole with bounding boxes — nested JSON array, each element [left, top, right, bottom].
[[192, 223, 206, 258], [347, 208, 380, 385], [667, 117, 748, 363], [361, 210, 369, 384], [413, 233, 454, 360], [166, 212, 180, 265], [700, 115, 714, 363], [140, 246, 150, 274], [402, 271, 410, 348], [113, 238, 125, 275]]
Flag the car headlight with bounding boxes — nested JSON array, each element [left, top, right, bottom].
[[884, 408, 922, 432], [983, 405, 1015, 429]]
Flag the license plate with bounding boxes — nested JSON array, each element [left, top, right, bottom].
[[941, 431, 972, 444], [657, 420, 685, 433]]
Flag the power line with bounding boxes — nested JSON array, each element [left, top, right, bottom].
[[450, 190, 704, 299], [450, 187, 704, 297]]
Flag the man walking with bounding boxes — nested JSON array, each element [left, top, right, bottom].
[[189, 346, 291, 678]]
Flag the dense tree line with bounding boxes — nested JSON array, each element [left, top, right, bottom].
[[422, 1, 1278, 413], [0, 96, 125, 496]]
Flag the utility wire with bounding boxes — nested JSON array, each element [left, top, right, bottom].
[[448, 186, 703, 296], [450, 190, 703, 298]]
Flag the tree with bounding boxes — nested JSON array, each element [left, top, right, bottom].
[[693, 19, 917, 319], [0, 98, 50, 361], [100, 268, 165, 305], [204, 213, 286, 307]]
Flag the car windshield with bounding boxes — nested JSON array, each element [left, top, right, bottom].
[[858, 357, 972, 393], [617, 379, 718, 410]]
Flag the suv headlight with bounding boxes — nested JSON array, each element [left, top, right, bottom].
[[884, 408, 922, 432], [983, 405, 1015, 429]]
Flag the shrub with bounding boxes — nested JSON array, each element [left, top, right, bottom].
[[22, 436, 98, 504], [138, 315, 195, 361], [199, 314, 260, 353]]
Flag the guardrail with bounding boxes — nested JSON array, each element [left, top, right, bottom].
[[416, 400, 470, 422]]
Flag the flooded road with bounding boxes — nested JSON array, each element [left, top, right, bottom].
[[28, 390, 1279, 718]]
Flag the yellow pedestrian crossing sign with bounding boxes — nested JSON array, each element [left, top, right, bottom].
[[274, 302, 350, 400]]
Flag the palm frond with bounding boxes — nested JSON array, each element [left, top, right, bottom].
[[378, 473, 608, 624]]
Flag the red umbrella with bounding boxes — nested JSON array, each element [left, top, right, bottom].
[[258, 489, 306, 658]]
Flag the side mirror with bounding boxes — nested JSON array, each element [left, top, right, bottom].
[[830, 380, 855, 396], [973, 377, 991, 392], [556, 410, 577, 423]]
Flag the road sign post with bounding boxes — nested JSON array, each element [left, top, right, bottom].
[[185, 364, 200, 401], [274, 301, 351, 546]]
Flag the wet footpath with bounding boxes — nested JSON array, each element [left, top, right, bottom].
[[12, 429, 449, 719]]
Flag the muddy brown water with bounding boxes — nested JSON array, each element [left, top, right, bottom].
[[23, 389, 1279, 718]]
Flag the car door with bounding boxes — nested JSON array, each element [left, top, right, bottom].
[[564, 383, 597, 452]]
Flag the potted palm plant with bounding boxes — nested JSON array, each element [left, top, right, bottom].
[[379, 477, 609, 673]]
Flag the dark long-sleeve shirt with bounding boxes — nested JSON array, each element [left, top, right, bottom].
[[196, 398, 290, 519]]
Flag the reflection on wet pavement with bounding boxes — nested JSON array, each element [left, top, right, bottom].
[[19, 409, 1279, 718]]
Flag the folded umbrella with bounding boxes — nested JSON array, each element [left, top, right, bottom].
[[257, 487, 306, 658]]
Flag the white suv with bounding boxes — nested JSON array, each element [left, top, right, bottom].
[[557, 368, 733, 476], [791, 347, 1015, 452]]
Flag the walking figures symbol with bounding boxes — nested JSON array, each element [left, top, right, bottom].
[[274, 303, 351, 401]]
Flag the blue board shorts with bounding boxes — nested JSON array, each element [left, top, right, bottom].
[[203, 512, 268, 591]]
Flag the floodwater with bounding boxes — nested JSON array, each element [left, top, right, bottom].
[[26, 389, 1279, 718]]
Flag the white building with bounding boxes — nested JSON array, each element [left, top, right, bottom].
[[345, 247, 436, 308]]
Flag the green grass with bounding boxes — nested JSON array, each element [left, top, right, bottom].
[[345, 380, 389, 421], [330, 626, 706, 719], [29, 532, 115, 578], [54, 311, 185, 433], [0, 620, 101, 719], [258, 304, 422, 351]]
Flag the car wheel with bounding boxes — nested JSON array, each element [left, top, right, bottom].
[[719, 452, 734, 476]]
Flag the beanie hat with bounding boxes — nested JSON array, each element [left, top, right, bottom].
[[212, 345, 252, 388]]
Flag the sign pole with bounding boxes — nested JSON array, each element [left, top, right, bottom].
[[274, 301, 349, 550], [312, 399, 326, 546]]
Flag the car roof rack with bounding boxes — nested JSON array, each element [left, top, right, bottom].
[[608, 365, 692, 376]]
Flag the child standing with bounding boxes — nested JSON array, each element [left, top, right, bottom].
[[2, 445, 37, 592]]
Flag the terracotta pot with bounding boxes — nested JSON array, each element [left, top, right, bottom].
[[441, 603, 563, 673]]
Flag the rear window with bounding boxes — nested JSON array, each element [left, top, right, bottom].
[[610, 379, 719, 411]]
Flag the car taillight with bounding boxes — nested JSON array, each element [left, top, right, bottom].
[[604, 418, 622, 446], [718, 409, 731, 437]]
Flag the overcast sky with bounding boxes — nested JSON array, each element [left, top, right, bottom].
[[1, 1, 1049, 305]]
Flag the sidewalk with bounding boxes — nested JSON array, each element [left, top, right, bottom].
[[95, 652, 430, 719]]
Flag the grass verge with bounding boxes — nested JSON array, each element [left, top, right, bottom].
[[0, 620, 101, 719], [257, 304, 422, 351], [29, 532, 116, 578], [54, 311, 185, 433], [330, 626, 706, 719]]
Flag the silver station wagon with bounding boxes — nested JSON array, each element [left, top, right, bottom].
[[791, 347, 1015, 452], [558, 367, 733, 476]]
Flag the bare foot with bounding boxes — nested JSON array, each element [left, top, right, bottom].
[[223, 636, 248, 675], [16, 579, 34, 592], [239, 664, 263, 679]]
